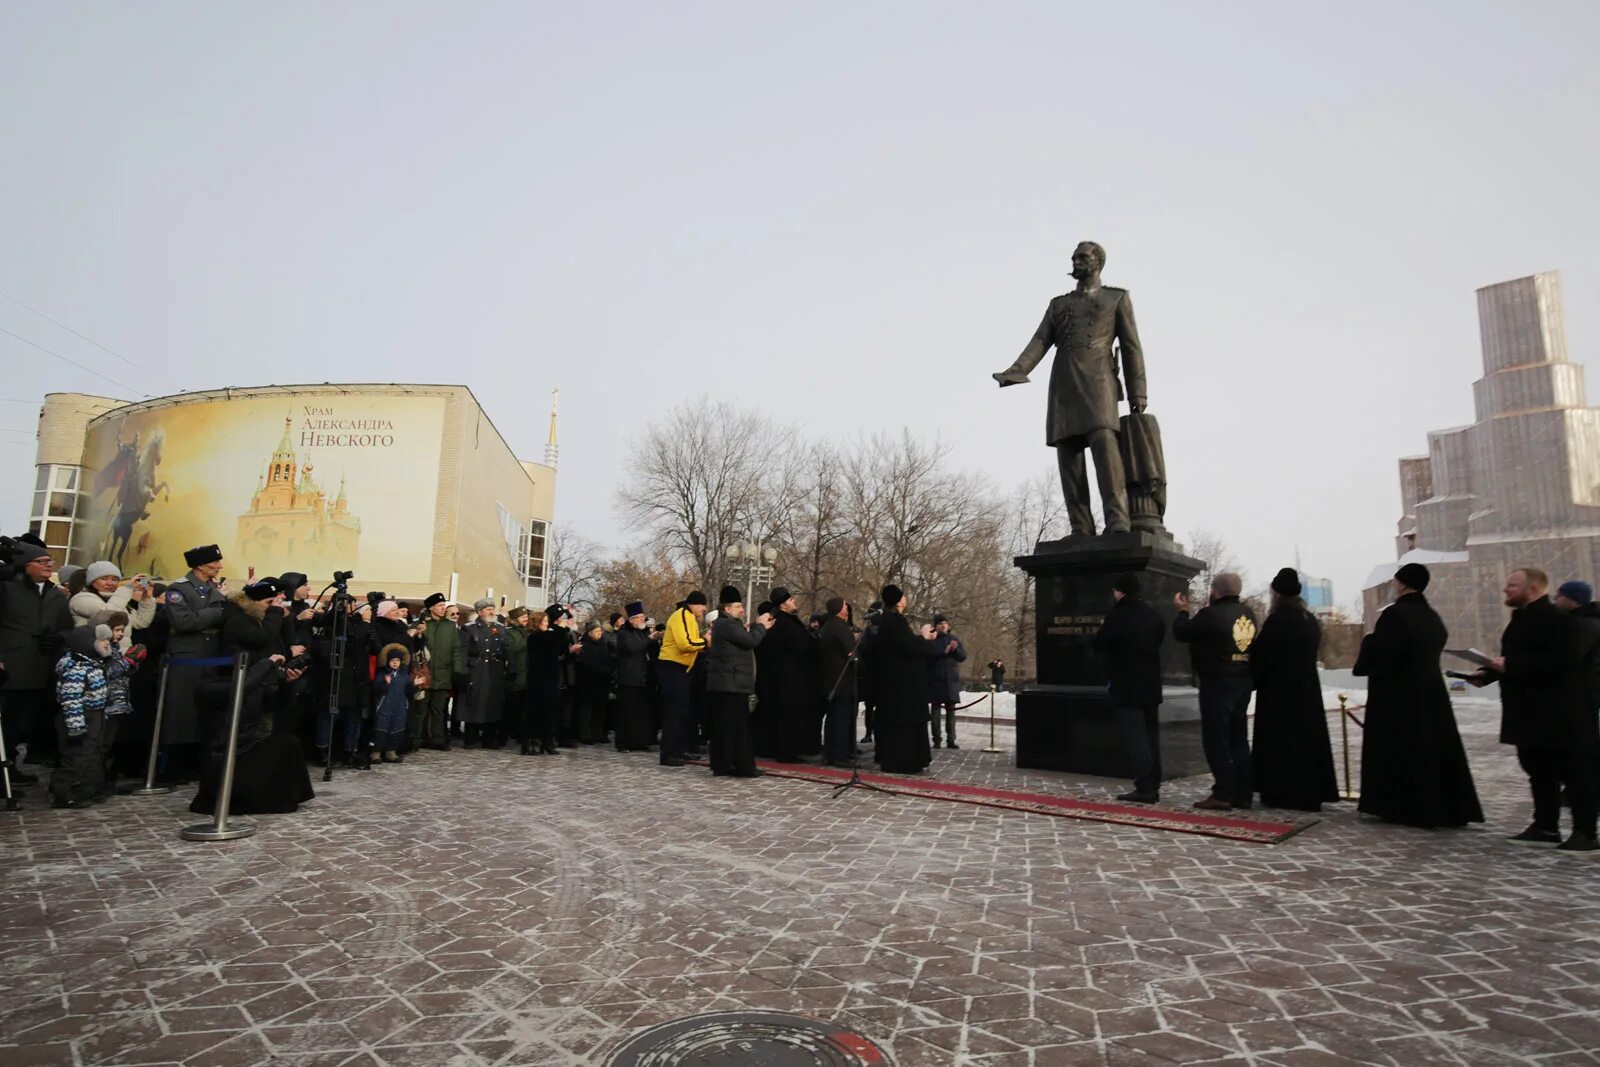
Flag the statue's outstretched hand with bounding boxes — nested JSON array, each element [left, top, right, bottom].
[[993, 369, 1029, 387]]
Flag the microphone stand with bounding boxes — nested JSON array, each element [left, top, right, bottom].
[[826, 645, 893, 800]]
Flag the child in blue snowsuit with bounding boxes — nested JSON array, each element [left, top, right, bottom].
[[372, 644, 414, 763], [53, 624, 114, 808]]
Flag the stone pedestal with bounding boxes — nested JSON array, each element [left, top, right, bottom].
[[1013, 531, 1204, 778]]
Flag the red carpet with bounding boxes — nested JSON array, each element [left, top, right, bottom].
[[743, 760, 1317, 844]]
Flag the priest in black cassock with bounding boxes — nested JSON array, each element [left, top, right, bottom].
[[753, 587, 821, 762], [871, 584, 948, 775], [1249, 569, 1340, 812], [1352, 563, 1484, 828]]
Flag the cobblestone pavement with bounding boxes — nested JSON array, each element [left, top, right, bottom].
[[3, 698, 1598, 1066]]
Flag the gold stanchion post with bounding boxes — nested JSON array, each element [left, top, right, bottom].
[[1337, 692, 1359, 802], [129, 654, 175, 796], [181, 652, 257, 842], [981, 684, 1002, 754]]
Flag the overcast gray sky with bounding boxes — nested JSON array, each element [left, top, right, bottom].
[[3, 1, 1597, 604]]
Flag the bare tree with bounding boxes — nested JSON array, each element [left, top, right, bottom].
[[998, 470, 1067, 675], [545, 522, 605, 614], [773, 441, 849, 603], [1186, 527, 1242, 602], [616, 396, 796, 588]]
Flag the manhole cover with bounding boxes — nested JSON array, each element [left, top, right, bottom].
[[607, 1010, 891, 1065]]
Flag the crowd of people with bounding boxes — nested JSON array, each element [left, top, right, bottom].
[[1098, 561, 1599, 853], [0, 535, 974, 813], [1, 532, 1595, 855]]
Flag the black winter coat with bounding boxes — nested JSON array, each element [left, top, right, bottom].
[[871, 610, 942, 773], [1249, 603, 1338, 810], [0, 576, 74, 691], [1092, 596, 1165, 708], [220, 597, 279, 659], [926, 632, 967, 704], [371, 616, 417, 658], [614, 625, 653, 688], [754, 610, 821, 759], [1173, 596, 1256, 681], [817, 616, 857, 704], [703, 615, 765, 693], [1353, 592, 1483, 827], [525, 627, 566, 698], [1493, 597, 1583, 748], [1571, 601, 1600, 711]]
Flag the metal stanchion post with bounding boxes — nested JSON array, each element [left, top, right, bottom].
[[129, 655, 176, 796], [1337, 692, 1359, 802], [181, 653, 257, 842], [981, 684, 1002, 754]]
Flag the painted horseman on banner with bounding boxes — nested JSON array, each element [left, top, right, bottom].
[[95, 428, 170, 567]]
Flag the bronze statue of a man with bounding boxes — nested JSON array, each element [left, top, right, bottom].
[[994, 240, 1145, 536]]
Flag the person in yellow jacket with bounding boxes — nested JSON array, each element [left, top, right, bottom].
[[658, 591, 710, 766]]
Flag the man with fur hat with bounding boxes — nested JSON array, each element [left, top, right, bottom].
[[459, 599, 509, 747], [160, 544, 228, 778], [0, 540, 75, 783], [1353, 563, 1483, 828], [419, 592, 465, 750], [51, 623, 114, 807]]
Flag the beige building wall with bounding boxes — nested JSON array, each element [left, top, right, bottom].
[[30, 383, 554, 604], [29, 392, 131, 562], [448, 401, 552, 607]]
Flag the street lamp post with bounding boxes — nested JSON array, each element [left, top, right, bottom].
[[725, 541, 778, 608]]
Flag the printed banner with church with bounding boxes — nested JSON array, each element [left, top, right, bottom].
[[77, 392, 446, 583]]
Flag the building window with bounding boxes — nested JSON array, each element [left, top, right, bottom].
[[496, 504, 549, 589], [30, 464, 86, 565]]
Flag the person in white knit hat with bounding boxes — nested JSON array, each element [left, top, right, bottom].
[[69, 560, 156, 650]]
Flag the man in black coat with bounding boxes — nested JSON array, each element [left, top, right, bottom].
[[1353, 563, 1483, 828], [0, 541, 75, 782], [818, 597, 858, 767], [1092, 572, 1166, 803], [1173, 571, 1256, 810], [754, 587, 821, 762], [1473, 567, 1596, 851], [1555, 579, 1600, 845]]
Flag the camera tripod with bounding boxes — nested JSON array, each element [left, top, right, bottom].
[[316, 575, 358, 783]]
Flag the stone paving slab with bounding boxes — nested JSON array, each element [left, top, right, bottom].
[[1, 698, 1597, 1066]]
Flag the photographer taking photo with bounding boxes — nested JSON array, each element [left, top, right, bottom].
[[69, 562, 156, 650]]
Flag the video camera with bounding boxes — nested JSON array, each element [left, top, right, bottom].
[[281, 652, 314, 674]]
